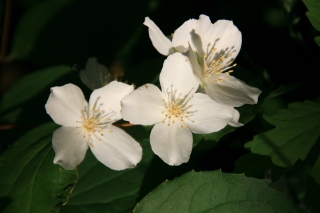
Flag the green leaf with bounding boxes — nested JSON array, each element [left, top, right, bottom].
[[0, 122, 77, 213], [61, 139, 172, 213], [0, 65, 73, 124], [311, 154, 320, 185], [245, 100, 320, 167], [303, 0, 320, 46], [134, 170, 299, 213], [303, 0, 320, 31], [7, 0, 75, 60]]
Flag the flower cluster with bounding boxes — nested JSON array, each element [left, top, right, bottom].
[[45, 14, 261, 170]]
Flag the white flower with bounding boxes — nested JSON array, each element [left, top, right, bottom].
[[121, 53, 235, 166], [45, 81, 142, 170], [144, 15, 261, 108]]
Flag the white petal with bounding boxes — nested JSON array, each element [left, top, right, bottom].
[[228, 109, 243, 127], [195, 15, 215, 47], [89, 81, 134, 122], [184, 93, 234, 134], [90, 125, 142, 170], [143, 17, 174, 56], [52, 126, 89, 170], [185, 46, 204, 85], [79, 57, 110, 90], [150, 122, 193, 166], [45, 84, 87, 126], [121, 84, 165, 125], [205, 20, 242, 67], [159, 53, 199, 101], [172, 19, 198, 53], [204, 75, 262, 107]]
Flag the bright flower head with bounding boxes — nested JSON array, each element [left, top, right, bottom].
[[45, 81, 142, 170], [144, 15, 261, 107], [121, 53, 235, 166]]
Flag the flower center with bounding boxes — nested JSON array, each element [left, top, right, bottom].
[[83, 118, 98, 133], [161, 90, 194, 128], [203, 46, 237, 83], [168, 104, 183, 117], [76, 97, 116, 146]]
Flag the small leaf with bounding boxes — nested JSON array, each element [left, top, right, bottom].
[[245, 100, 320, 167], [134, 170, 299, 213], [0, 122, 77, 213]]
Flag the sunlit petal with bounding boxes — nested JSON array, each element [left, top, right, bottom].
[[205, 75, 262, 107], [45, 84, 87, 126], [144, 17, 174, 56], [150, 122, 192, 166], [160, 53, 199, 101], [90, 125, 142, 170], [52, 126, 88, 170], [172, 19, 198, 53], [184, 93, 234, 134], [89, 81, 134, 122], [121, 83, 165, 125], [228, 109, 244, 127], [205, 20, 242, 67]]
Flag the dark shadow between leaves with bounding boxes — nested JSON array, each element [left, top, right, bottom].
[[0, 197, 13, 213]]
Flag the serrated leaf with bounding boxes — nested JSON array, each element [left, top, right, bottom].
[[303, 0, 320, 31], [7, 0, 75, 60], [245, 100, 320, 167], [61, 139, 172, 213], [306, 13, 320, 32], [0, 122, 77, 213], [303, 0, 320, 46], [134, 170, 299, 213], [0, 65, 73, 124]]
